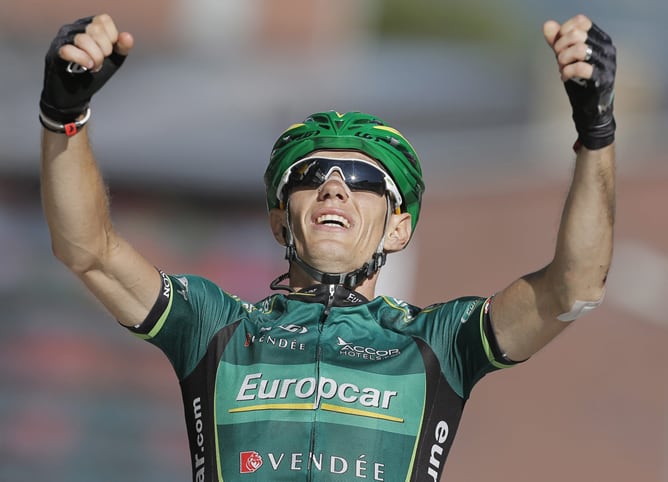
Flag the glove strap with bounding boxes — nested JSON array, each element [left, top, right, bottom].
[[39, 107, 91, 137]]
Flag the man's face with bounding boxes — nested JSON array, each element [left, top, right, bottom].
[[283, 150, 392, 275]]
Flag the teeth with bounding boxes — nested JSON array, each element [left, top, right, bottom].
[[317, 214, 350, 228]]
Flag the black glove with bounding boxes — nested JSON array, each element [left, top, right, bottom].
[[40, 16, 126, 124], [564, 22, 616, 150]]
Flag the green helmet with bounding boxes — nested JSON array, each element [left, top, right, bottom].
[[264, 111, 425, 233]]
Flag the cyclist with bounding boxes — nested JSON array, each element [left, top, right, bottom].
[[39, 13, 616, 481]]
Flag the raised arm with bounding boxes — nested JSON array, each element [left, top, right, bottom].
[[40, 14, 161, 327], [490, 15, 616, 361]]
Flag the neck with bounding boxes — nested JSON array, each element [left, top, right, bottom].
[[288, 263, 379, 300]]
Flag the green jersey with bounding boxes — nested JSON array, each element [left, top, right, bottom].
[[129, 271, 516, 481]]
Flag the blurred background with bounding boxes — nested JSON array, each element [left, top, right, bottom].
[[1, 0, 667, 480]]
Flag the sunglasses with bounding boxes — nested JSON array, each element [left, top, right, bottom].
[[276, 156, 403, 210]]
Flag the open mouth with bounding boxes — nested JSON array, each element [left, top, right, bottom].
[[316, 214, 351, 228]]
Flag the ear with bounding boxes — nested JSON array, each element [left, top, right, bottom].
[[269, 208, 288, 246], [383, 212, 412, 253]]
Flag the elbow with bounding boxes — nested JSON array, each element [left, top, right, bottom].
[[539, 259, 608, 322], [553, 273, 607, 322], [50, 235, 109, 276], [555, 292, 605, 322], [51, 243, 98, 275]]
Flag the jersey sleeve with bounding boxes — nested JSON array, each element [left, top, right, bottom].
[[423, 296, 521, 399], [125, 270, 248, 380]]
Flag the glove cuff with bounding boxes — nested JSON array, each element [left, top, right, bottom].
[[39, 98, 89, 124], [575, 116, 616, 151]]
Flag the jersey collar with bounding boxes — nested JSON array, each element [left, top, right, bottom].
[[287, 284, 369, 307]]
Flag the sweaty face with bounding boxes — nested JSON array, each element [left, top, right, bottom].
[[286, 150, 391, 275]]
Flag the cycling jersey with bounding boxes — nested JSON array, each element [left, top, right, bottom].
[[129, 271, 517, 481]]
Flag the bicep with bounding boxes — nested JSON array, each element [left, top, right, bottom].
[[490, 268, 570, 361], [77, 232, 162, 327]]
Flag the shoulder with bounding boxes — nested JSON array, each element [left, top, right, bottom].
[[156, 272, 268, 324], [422, 296, 487, 321], [372, 295, 487, 328]]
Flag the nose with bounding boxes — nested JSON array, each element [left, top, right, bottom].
[[317, 172, 349, 202]]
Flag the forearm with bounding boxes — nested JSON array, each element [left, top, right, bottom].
[[40, 127, 115, 273], [546, 144, 615, 310]]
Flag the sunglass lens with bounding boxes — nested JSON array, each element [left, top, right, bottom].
[[287, 159, 387, 195]]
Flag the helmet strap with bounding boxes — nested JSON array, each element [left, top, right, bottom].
[[271, 197, 391, 291]]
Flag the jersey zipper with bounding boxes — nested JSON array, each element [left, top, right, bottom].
[[322, 284, 336, 319], [307, 284, 336, 480]]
